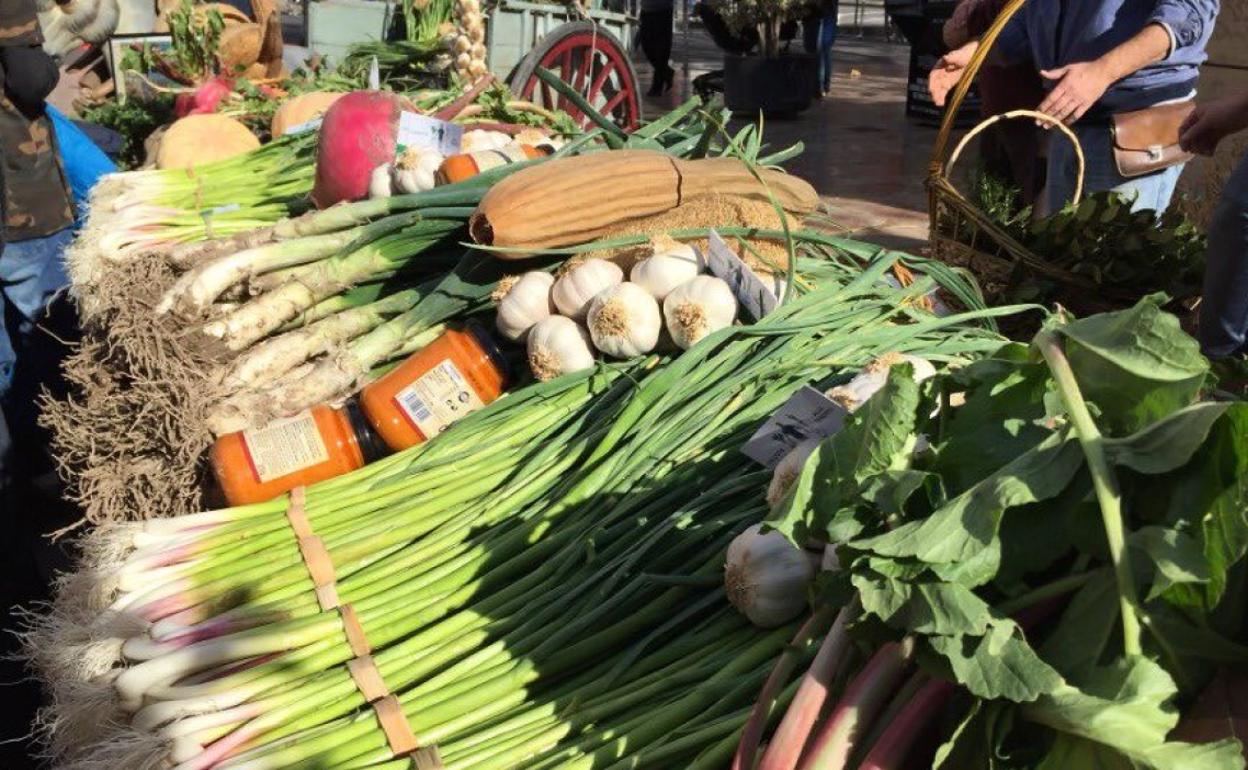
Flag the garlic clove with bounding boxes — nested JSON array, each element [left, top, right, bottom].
[[587, 282, 661, 359], [662, 275, 738, 350], [527, 315, 595, 381]]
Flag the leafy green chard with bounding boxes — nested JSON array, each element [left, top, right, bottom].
[[766, 295, 1248, 769]]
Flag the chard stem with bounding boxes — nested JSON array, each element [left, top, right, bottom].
[[1035, 330, 1141, 656]]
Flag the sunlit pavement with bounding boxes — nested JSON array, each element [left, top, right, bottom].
[[637, 20, 937, 251]]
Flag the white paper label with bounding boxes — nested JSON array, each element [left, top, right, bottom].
[[282, 116, 324, 136], [741, 386, 850, 469], [393, 359, 485, 438], [703, 230, 779, 321], [242, 411, 331, 483], [397, 112, 464, 157]]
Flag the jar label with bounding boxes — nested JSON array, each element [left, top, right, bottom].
[[242, 411, 331, 484], [392, 359, 485, 437]]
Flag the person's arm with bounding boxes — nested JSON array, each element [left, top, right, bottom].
[[1036, 22, 1172, 125], [1180, 92, 1248, 156], [1150, 0, 1219, 58]]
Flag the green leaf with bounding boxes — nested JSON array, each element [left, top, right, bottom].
[[766, 365, 921, 546], [1038, 570, 1119, 676], [1103, 403, 1229, 474], [1054, 295, 1209, 434], [926, 619, 1065, 702], [1131, 527, 1211, 601], [933, 699, 1023, 770], [852, 568, 993, 636], [1025, 656, 1245, 770], [850, 429, 1084, 586], [1135, 405, 1248, 613], [933, 353, 1055, 492]]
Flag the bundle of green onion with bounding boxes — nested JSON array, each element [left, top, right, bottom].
[[30, 253, 1024, 768]]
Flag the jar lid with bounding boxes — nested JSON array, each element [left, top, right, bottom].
[[464, 319, 513, 388], [343, 396, 391, 465]]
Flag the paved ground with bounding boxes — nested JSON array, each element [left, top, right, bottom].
[[636, 19, 937, 250]]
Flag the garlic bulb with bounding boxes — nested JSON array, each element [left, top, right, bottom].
[[393, 146, 443, 194], [452, 0, 487, 79], [630, 236, 702, 302], [766, 438, 820, 508], [552, 258, 624, 320], [663, 275, 738, 349], [825, 353, 937, 411], [461, 129, 512, 153], [528, 315, 595, 381], [587, 282, 661, 359], [494, 271, 554, 342], [725, 524, 816, 628], [368, 164, 393, 199]]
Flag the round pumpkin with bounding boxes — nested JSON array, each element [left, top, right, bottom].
[[270, 91, 344, 137], [156, 114, 260, 170]]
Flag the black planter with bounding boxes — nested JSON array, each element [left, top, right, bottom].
[[723, 52, 818, 115]]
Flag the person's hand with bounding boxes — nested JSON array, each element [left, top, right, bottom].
[[1037, 60, 1115, 126], [1179, 95, 1248, 156], [928, 41, 978, 108]]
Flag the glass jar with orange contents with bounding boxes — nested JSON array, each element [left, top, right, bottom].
[[210, 401, 389, 506], [360, 322, 509, 451]]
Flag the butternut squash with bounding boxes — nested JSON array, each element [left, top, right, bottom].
[[470, 149, 819, 258]]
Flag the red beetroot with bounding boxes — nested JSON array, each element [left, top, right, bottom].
[[175, 76, 234, 117], [311, 90, 416, 208]]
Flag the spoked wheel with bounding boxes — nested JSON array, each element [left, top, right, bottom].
[[509, 20, 641, 131]]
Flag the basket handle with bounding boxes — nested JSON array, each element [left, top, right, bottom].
[[928, 0, 1028, 176], [946, 109, 1086, 205]]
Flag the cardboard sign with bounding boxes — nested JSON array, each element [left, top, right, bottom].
[[703, 230, 779, 321], [397, 112, 464, 157], [283, 116, 324, 136], [742, 386, 850, 469]]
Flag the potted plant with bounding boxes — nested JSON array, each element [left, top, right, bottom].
[[704, 0, 818, 114]]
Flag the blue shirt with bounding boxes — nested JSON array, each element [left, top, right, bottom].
[[997, 0, 1220, 119]]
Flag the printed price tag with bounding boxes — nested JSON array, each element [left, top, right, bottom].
[[741, 386, 850, 469], [397, 112, 464, 157], [703, 230, 778, 321], [283, 116, 324, 136]]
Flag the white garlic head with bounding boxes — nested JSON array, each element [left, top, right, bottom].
[[552, 258, 624, 320], [369, 163, 393, 199], [725, 524, 816, 628], [765, 438, 820, 509], [527, 315, 595, 381], [392, 146, 443, 194], [663, 275, 738, 349], [494, 271, 554, 342], [825, 353, 937, 412], [630, 235, 702, 302], [586, 281, 661, 359]]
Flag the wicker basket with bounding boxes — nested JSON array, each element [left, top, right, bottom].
[[926, 0, 1113, 302]]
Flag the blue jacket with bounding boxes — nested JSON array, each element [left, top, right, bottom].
[[997, 0, 1220, 119]]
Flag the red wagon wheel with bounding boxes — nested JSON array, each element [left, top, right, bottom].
[[509, 20, 641, 131]]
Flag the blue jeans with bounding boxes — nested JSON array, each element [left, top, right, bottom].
[[802, 7, 838, 88], [1045, 121, 1185, 216], [1199, 152, 1248, 359], [0, 227, 73, 397]]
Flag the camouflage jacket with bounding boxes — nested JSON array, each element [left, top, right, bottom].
[[0, 0, 74, 242]]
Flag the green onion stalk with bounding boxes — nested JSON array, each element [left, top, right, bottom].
[[34, 253, 1025, 768]]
